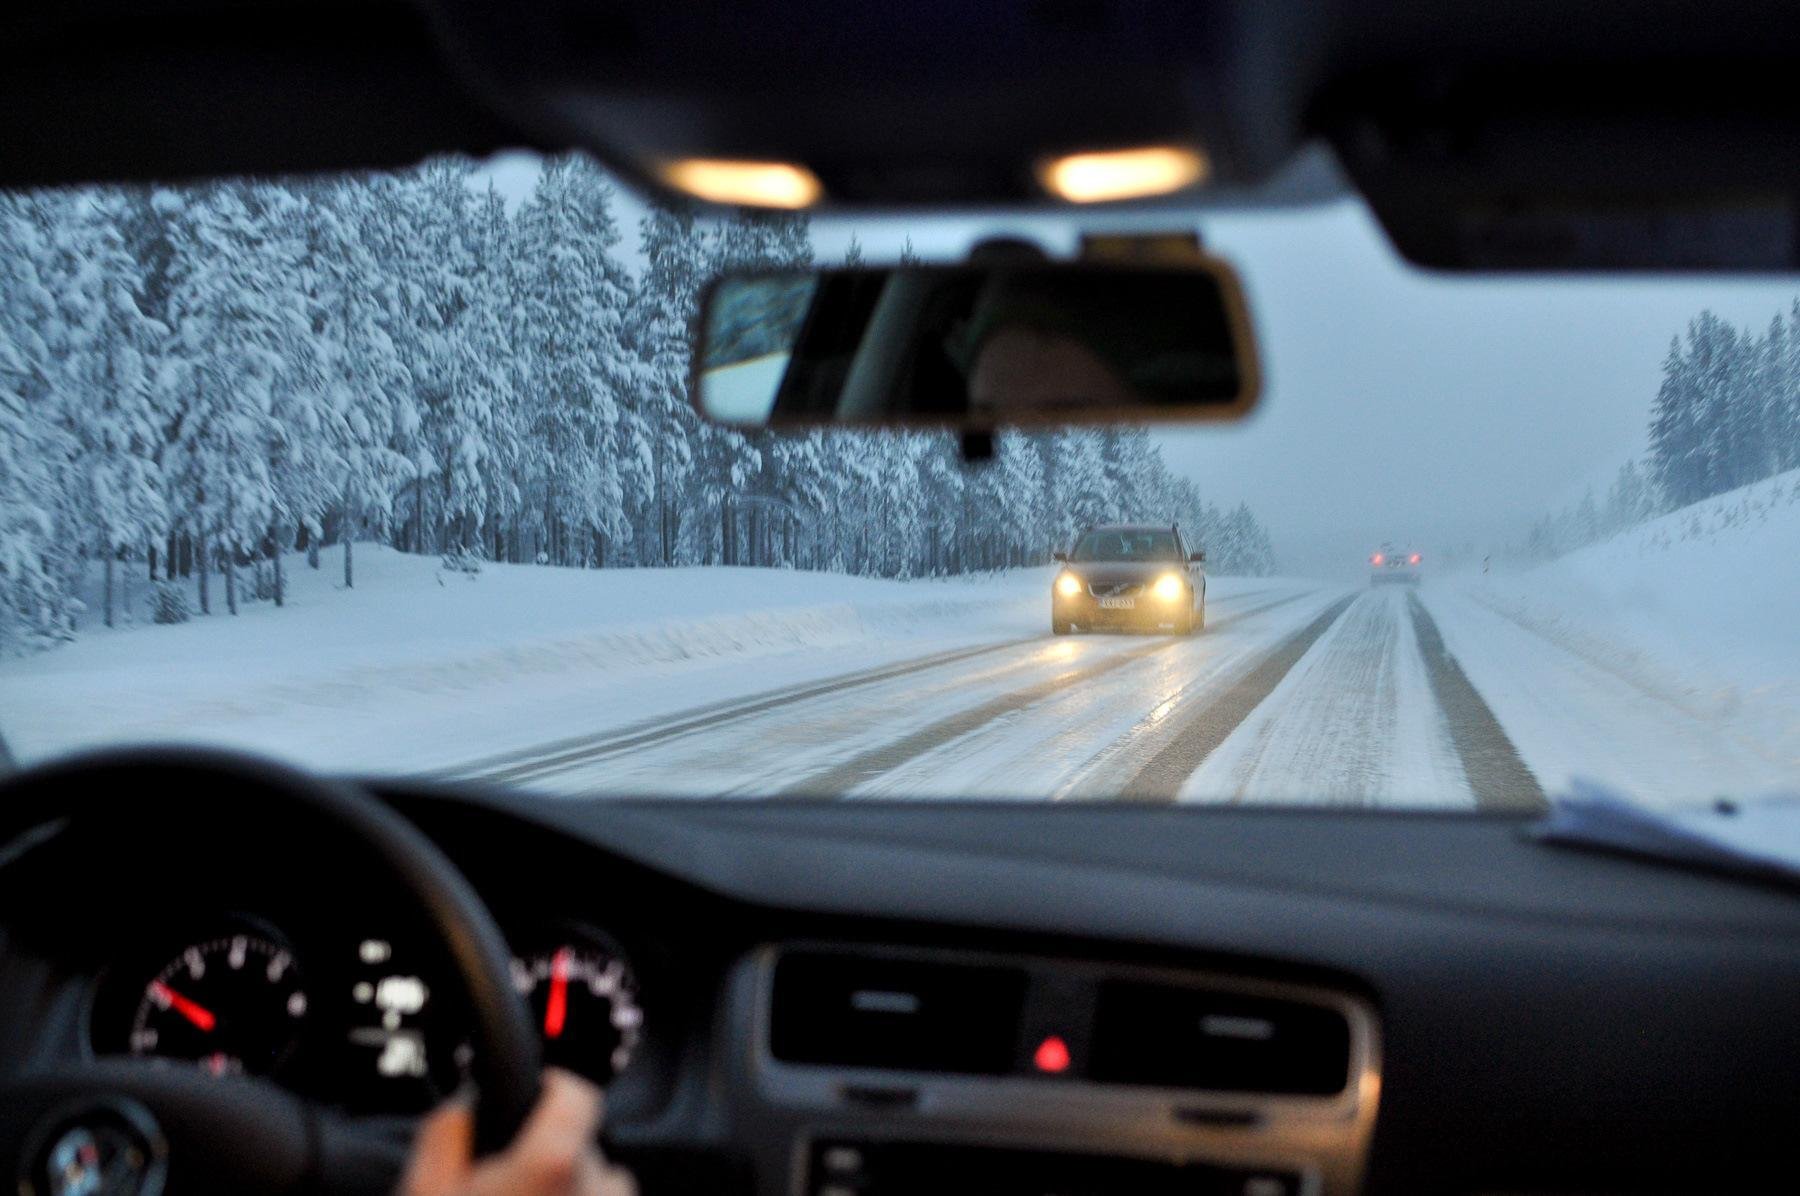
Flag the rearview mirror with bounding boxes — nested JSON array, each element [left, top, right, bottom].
[[1191, 551, 1206, 562], [693, 260, 1260, 429]]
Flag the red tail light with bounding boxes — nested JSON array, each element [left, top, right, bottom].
[[1371, 553, 1384, 566], [1409, 553, 1421, 565]]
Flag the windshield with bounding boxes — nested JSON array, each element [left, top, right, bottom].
[[1, 153, 1795, 811], [1071, 530, 1182, 563]]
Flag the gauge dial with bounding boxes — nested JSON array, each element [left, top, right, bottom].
[[511, 936, 642, 1081], [128, 935, 307, 1077]]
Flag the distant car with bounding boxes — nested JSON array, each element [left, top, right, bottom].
[[1051, 524, 1205, 635], [1370, 544, 1422, 585]]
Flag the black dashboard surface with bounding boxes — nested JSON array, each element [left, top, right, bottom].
[[6, 783, 1799, 1195], [393, 788, 1800, 1195]]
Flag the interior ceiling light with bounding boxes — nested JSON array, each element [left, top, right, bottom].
[[1037, 145, 1209, 204], [655, 158, 823, 209]]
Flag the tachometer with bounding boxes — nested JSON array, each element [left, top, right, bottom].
[[128, 935, 307, 1077], [511, 932, 642, 1081]]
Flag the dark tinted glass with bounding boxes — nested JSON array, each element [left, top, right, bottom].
[[1071, 530, 1181, 562]]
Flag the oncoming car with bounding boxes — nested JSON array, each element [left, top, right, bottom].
[[1369, 545, 1422, 586], [1051, 524, 1205, 635]]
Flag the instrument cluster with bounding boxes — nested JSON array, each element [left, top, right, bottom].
[[88, 915, 644, 1113]]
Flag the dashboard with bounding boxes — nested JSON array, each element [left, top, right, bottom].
[[4, 781, 1799, 1196]]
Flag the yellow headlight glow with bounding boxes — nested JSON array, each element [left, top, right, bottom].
[[1056, 573, 1084, 598], [1152, 573, 1186, 601]]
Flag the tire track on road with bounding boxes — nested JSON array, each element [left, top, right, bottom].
[[790, 589, 1329, 800], [443, 635, 1039, 786], [444, 586, 1301, 793], [774, 633, 1192, 797], [824, 589, 1333, 799], [1406, 593, 1548, 812], [1114, 595, 1358, 800], [448, 586, 1295, 788]]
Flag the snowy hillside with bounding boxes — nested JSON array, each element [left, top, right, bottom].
[[1429, 469, 1800, 804], [1486, 469, 1798, 691]]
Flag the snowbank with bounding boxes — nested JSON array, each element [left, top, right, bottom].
[[1433, 470, 1800, 804], [1486, 469, 1799, 694], [0, 546, 1050, 770]]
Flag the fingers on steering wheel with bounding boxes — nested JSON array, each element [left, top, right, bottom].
[[510, 1070, 604, 1190], [400, 1069, 633, 1196], [400, 1094, 476, 1196], [512, 1070, 635, 1196]]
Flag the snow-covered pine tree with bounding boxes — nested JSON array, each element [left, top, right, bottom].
[[161, 183, 303, 615], [1688, 312, 1750, 500], [1603, 459, 1657, 534], [1043, 429, 1111, 547], [627, 203, 712, 566], [54, 190, 167, 626], [987, 430, 1048, 566], [301, 176, 419, 586], [1649, 331, 1705, 508], [1780, 300, 1800, 474], [509, 156, 640, 566], [0, 192, 84, 651], [465, 182, 526, 564]]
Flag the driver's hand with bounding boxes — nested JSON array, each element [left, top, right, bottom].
[[400, 1068, 636, 1196]]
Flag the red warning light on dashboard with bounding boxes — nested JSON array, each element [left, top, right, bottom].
[[1033, 1035, 1072, 1074]]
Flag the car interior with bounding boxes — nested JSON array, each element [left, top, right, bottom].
[[3, 2, 1798, 1195]]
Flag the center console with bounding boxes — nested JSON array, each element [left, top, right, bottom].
[[723, 944, 1380, 1195]]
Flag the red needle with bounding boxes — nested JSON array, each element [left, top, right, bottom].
[[151, 981, 217, 1033], [543, 948, 571, 1040]]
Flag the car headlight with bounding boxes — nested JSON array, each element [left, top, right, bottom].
[[1056, 572, 1084, 598], [1152, 573, 1186, 601]]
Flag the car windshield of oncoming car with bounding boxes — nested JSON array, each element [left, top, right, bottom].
[[1071, 531, 1182, 563], [0, 152, 1795, 813]]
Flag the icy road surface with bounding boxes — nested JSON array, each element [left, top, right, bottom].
[[443, 573, 1792, 809], [3, 472, 1795, 809], [434, 582, 1677, 810]]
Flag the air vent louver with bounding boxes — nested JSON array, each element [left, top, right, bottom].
[[770, 951, 1027, 1075], [1090, 980, 1352, 1095]]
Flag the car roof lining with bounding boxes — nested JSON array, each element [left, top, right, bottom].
[[7, 1, 1800, 270]]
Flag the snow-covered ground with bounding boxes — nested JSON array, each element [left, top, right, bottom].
[[1, 477, 1794, 811], [0, 546, 1046, 772], [1422, 469, 1800, 806]]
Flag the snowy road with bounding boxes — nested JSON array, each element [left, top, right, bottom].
[[7, 484, 1794, 809], [439, 582, 1656, 810]]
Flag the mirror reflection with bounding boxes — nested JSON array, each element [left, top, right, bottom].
[[695, 263, 1257, 428]]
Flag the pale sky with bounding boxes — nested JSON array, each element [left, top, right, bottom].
[[476, 152, 1800, 578]]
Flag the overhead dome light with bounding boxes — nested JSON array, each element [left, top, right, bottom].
[[1037, 145, 1209, 204], [655, 158, 823, 209]]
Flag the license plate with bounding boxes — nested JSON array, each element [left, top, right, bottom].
[[1099, 596, 1136, 610]]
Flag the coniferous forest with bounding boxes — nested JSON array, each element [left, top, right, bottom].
[[0, 155, 1278, 652], [1521, 306, 1800, 559]]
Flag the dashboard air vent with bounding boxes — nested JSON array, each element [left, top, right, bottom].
[[770, 951, 1027, 1075], [1089, 980, 1352, 1095]]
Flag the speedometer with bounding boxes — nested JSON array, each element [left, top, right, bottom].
[[128, 934, 307, 1077], [511, 931, 642, 1082]]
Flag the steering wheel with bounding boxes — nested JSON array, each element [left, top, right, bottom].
[[0, 748, 542, 1194]]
